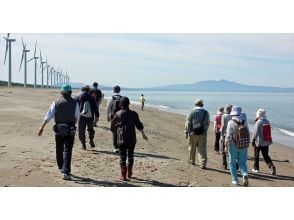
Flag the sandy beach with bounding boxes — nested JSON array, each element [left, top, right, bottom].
[[0, 87, 293, 187]]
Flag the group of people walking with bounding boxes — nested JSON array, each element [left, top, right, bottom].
[[38, 83, 276, 186], [185, 99, 276, 186]]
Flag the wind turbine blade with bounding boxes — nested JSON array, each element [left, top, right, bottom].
[[27, 57, 34, 62], [34, 41, 37, 57], [19, 52, 24, 72], [21, 36, 25, 49], [4, 41, 8, 64], [7, 33, 10, 38], [39, 50, 42, 68]]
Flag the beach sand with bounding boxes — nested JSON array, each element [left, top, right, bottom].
[[0, 87, 293, 187]]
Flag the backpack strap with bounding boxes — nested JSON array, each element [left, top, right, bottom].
[[232, 119, 240, 126], [201, 110, 207, 123]]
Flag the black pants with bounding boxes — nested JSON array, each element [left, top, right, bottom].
[[254, 146, 274, 170], [214, 132, 221, 152], [221, 139, 227, 166], [112, 132, 118, 149], [141, 103, 144, 110], [78, 117, 95, 144], [55, 134, 75, 175], [119, 145, 135, 167]]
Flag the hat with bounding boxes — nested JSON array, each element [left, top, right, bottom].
[[120, 96, 130, 107], [230, 106, 242, 116], [256, 108, 266, 119], [217, 107, 224, 115], [224, 104, 233, 114], [194, 99, 203, 106], [60, 84, 72, 93]]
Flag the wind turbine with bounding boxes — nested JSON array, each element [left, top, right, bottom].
[[39, 50, 46, 88], [3, 33, 16, 87], [45, 55, 50, 88], [50, 67, 54, 88], [19, 37, 30, 88], [27, 41, 39, 88]]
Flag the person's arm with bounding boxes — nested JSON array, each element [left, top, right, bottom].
[[184, 111, 192, 138], [110, 113, 119, 133], [75, 102, 80, 123], [213, 116, 217, 133], [38, 102, 55, 136], [90, 96, 99, 118], [225, 121, 233, 151], [135, 113, 148, 141], [106, 98, 112, 122]]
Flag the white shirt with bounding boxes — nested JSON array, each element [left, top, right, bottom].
[[44, 101, 80, 122]]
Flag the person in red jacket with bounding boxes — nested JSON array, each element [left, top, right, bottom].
[[213, 107, 224, 154]]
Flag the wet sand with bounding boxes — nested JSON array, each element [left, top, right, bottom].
[[0, 87, 293, 187]]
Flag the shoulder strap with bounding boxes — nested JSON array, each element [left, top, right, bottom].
[[201, 110, 207, 123], [232, 119, 240, 126]]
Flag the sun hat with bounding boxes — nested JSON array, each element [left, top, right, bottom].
[[256, 108, 266, 119], [230, 106, 242, 116], [60, 84, 72, 93], [194, 98, 203, 106]]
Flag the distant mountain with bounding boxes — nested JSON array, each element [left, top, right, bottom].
[[141, 79, 294, 93]]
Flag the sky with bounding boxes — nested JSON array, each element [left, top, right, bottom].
[[0, 33, 294, 88]]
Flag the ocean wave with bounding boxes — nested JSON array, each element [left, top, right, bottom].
[[274, 127, 294, 137]]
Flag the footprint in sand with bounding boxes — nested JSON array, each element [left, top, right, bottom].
[[0, 145, 6, 148]]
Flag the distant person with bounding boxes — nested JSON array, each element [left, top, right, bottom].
[[111, 97, 148, 181], [140, 94, 146, 110], [225, 106, 250, 186], [252, 109, 276, 175], [185, 99, 210, 169], [76, 85, 99, 150], [38, 84, 80, 180], [90, 83, 102, 127], [220, 104, 232, 170], [213, 107, 224, 154], [106, 85, 122, 153]]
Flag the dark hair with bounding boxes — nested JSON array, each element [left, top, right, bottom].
[[93, 82, 98, 87], [81, 85, 91, 92], [141, 94, 144, 96], [62, 91, 72, 98], [120, 96, 130, 108], [113, 85, 121, 93]]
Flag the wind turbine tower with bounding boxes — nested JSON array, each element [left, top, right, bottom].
[[19, 37, 30, 88], [3, 33, 16, 87], [28, 41, 39, 88], [39, 50, 46, 88]]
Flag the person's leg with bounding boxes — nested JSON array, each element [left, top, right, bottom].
[[238, 147, 249, 186], [221, 138, 227, 169], [197, 135, 208, 168], [55, 135, 64, 170], [127, 145, 135, 178], [78, 117, 87, 148], [253, 146, 261, 171], [62, 135, 75, 175], [189, 135, 197, 164], [87, 118, 95, 148], [214, 133, 220, 153], [260, 146, 275, 172], [228, 143, 238, 183], [112, 132, 119, 152], [119, 145, 127, 180]]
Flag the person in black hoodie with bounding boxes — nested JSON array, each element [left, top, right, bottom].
[[75, 85, 99, 149], [111, 97, 148, 181]]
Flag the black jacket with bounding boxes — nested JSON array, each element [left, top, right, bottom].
[[111, 108, 144, 147], [75, 92, 99, 119]]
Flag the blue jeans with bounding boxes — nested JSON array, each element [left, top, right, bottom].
[[228, 142, 248, 182]]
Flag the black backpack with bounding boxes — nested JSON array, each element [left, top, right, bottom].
[[111, 95, 122, 117]]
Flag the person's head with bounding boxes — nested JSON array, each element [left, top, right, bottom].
[[217, 107, 224, 115], [113, 85, 121, 93], [230, 106, 242, 119], [120, 96, 130, 109], [60, 84, 72, 97], [141, 94, 144, 97], [81, 85, 91, 93], [93, 82, 98, 88], [224, 104, 233, 114], [256, 108, 266, 119], [194, 99, 203, 107]]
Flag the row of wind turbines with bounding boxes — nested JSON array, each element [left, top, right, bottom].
[[2, 33, 70, 88]]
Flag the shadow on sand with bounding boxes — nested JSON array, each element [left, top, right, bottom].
[[130, 177, 177, 187], [247, 156, 290, 163]]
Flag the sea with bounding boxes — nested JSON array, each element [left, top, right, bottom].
[[103, 90, 294, 148]]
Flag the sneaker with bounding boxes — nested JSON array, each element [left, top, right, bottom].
[[271, 166, 276, 175], [113, 149, 119, 153], [200, 165, 206, 170], [188, 160, 195, 165], [232, 180, 239, 185], [89, 140, 95, 148], [252, 168, 259, 173], [243, 175, 249, 187], [82, 143, 86, 150], [62, 173, 72, 181]]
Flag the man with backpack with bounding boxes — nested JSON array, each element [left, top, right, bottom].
[[220, 104, 232, 170], [38, 84, 80, 180], [106, 85, 122, 153], [225, 106, 249, 186], [213, 107, 224, 154], [76, 85, 99, 150], [252, 108, 276, 175], [185, 99, 210, 169], [111, 97, 148, 181]]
